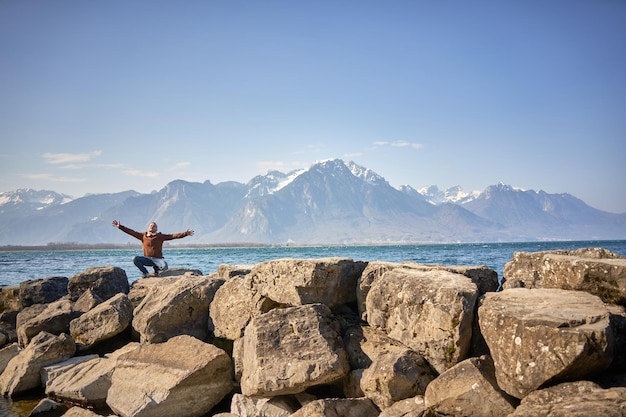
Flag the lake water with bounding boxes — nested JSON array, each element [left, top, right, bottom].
[[2, 240, 626, 288], [1, 240, 625, 416]]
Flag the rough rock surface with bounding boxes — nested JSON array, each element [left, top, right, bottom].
[[357, 261, 407, 321], [60, 406, 102, 416], [67, 266, 129, 302], [503, 248, 626, 306], [366, 268, 478, 373], [378, 395, 426, 417], [209, 274, 279, 340], [479, 288, 614, 399], [0, 331, 75, 396], [361, 349, 435, 409], [240, 303, 350, 396], [132, 276, 224, 343], [289, 398, 379, 417], [229, 393, 300, 417], [43, 343, 140, 407], [69, 293, 133, 351], [17, 299, 77, 347], [342, 324, 436, 408], [509, 380, 626, 416], [19, 276, 68, 307], [249, 258, 367, 308], [425, 355, 517, 417], [106, 335, 233, 417], [0, 343, 19, 373]]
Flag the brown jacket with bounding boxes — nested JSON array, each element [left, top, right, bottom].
[[118, 225, 189, 258]]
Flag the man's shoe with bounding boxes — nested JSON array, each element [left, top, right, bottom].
[[153, 267, 160, 277]]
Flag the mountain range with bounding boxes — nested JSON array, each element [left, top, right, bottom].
[[1, 159, 624, 246]]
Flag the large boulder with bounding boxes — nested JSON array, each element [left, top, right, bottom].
[[248, 258, 367, 308], [67, 266, 129, 302], [289, 398, 379, 417], [424, 355, 517, 417], [106, 335, 233, 417], [503, 248, 626, 306], [357, 261, 406, 321], [478, 288, 614, 399], [209, 274, 280, 340], [378, 395, 426, 417], [19, 276, 68, 307], [43, 343, 140, 407], [343, 325, 436, 408], [0, 343, 19, 373], [0, 331, 75, 396], [509, 380, 626, 416], [361, 349, 435, 409], [0, 285, 22, 312], [16, 299, 78, 347], [366, 268, 479, 373], [239, 303, 350, 397], [132, 275, 224, 343], [69, 293, 133, 351], [229, 393, 300, 417]]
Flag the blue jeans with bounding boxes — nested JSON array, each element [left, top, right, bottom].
[[133, 256, 168, 276]]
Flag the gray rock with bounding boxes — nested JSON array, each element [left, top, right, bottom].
[[210, 274, 279, 340], [43, 343, 140, 407], [478, 288, 614, 399], [229, 393, 300, 417], [249, 258, 367, 308], [70, 293, 133, 351], [366, 268, 479, 373], [28, 398, 67, 416], [425, 355, 516, 417], [17, 299, 78, 347], [58, 406, 102, 416], [106, 335, 233, 417], [289, 398, 379, 417], [357, 261, 405, 321], [132, 275, 224, 343], [0, 342, 19, 374], [378, 395, 426, 417], [73, 289, 102, 313], [503, 248, 626, 306], [217, 264, 253, 279], [0, 285, 21, 312], [0, 332, 76, 396], [67, 266, 129, 302], [361, 349, 435, 409], [509, 380, 626, 416], [19, 276, 68, 307], [240, 303, 350, 397]]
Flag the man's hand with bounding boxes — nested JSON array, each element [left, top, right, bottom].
[[186, 229, 194, 236], [112, 220, 121, 228]]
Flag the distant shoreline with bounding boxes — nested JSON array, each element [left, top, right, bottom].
[[0, 242, 282, 252], [1, 239, 625, 252]]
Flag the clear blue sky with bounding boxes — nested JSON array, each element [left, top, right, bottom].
[[1, 1, 625, 213]]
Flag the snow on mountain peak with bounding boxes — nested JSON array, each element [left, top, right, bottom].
[[419, 185, 479, 205]]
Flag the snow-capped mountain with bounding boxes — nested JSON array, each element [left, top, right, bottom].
[[417, 185, 481, 205], [0, 160, 624, 245]]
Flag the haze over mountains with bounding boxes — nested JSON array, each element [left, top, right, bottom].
[[1, 159, 624, 246]]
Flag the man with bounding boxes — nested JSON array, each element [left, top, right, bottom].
[[112, 220, 194, 277]]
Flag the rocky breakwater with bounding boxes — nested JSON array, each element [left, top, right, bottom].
[[0, 251, 623, 416]]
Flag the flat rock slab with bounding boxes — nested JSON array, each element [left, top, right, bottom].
[[509, 380, 626, 416], [249, 257, 367, 308], [503, 248, 626, 306], [107, 335, 233, 417], [479, 288, 614, 399]]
